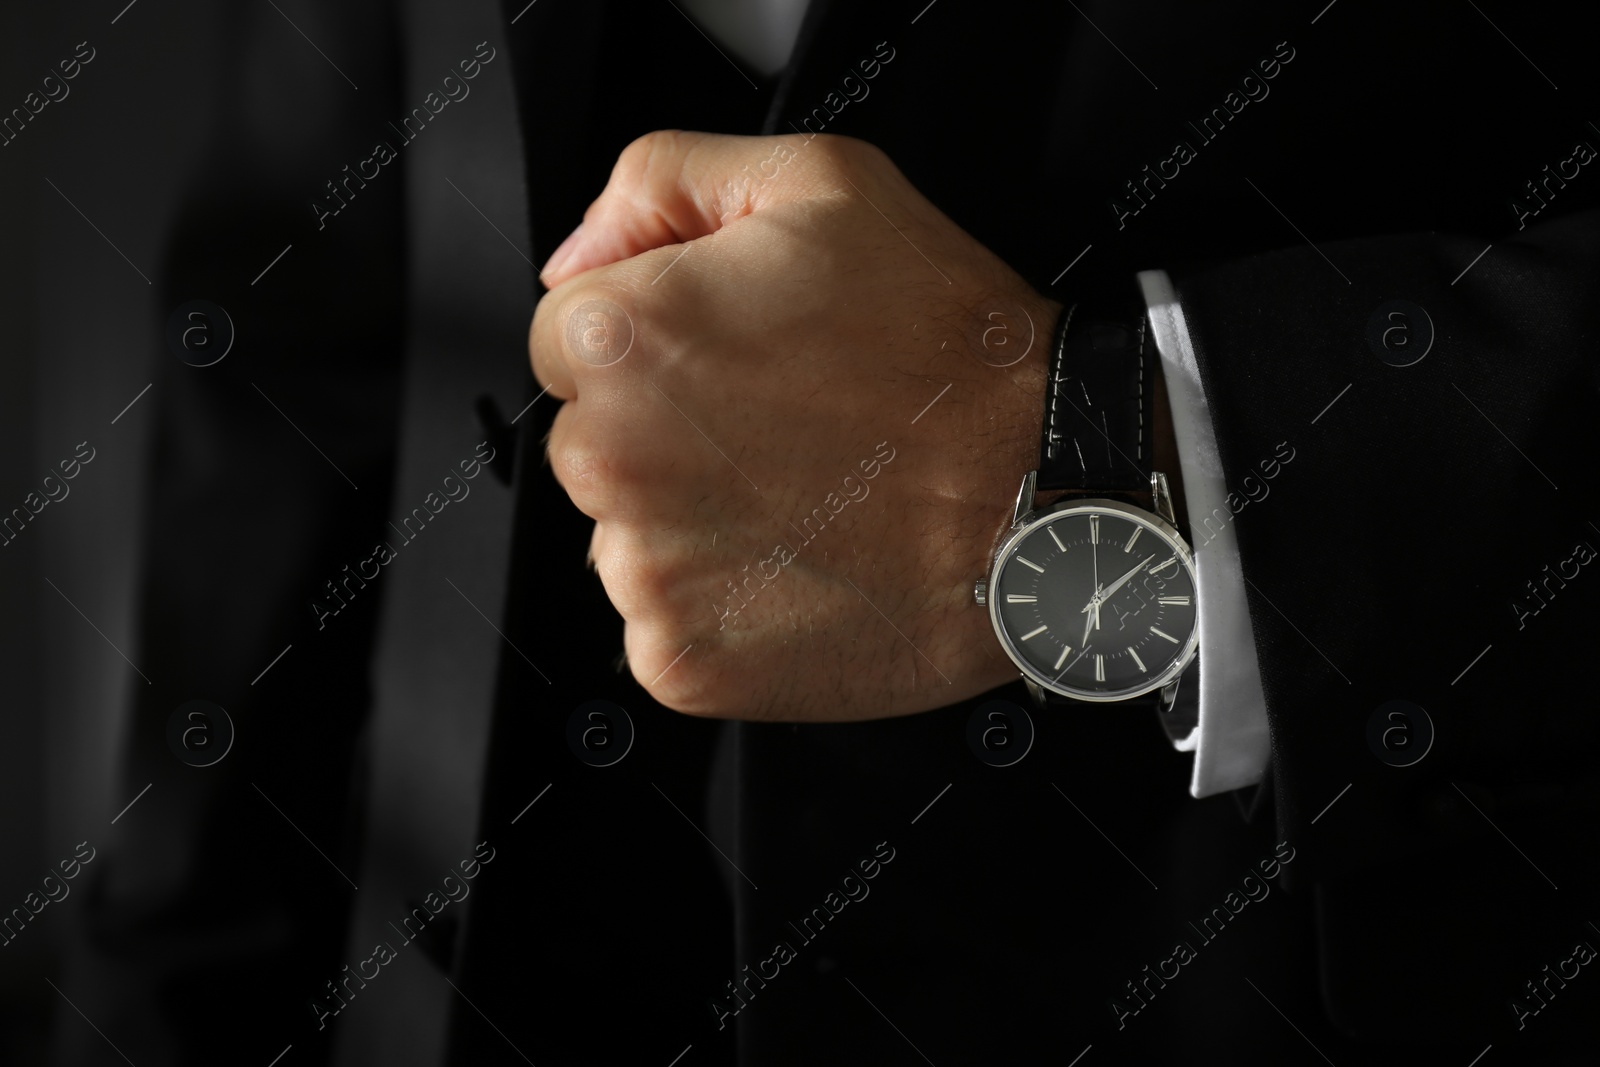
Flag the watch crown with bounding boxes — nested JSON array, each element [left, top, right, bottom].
[[973, 579, 987, 606]]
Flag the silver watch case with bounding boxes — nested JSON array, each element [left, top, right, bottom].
[[985, 471, 1199, 703]]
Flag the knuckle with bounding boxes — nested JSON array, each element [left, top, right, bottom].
[[528, 296, 557, 368], [625, 624, 719, 715], [619, 129, 666, 166], [560, 285, 638, 369], [806, 133, 856, 174], [612, 132, 654, 183], [612, 552, 680, 622], [548, 421, 635, 515], [614, 129, 686, 191], [808, 133, 887, 178]]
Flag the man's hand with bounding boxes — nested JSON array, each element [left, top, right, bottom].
[[531, 130, 1060, 721]]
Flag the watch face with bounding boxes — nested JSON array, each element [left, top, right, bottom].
[[989, 499, 1198, 701]]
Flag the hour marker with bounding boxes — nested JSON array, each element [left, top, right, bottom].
[[1094, 654, 1105, 682], [1129, 647, 1146, 672], [1048, 526, 1066, 552], [1151, 556, 1178, 574], [1151, 626, 1179, 643], [1090, 515, 1099, 544], [1020, 624, 1049, 640], [1054, 645, 1072, 670], [1006, 594, 1037, 603], [1123, 527, 1142, 553], [1017, 556, 1045, 573], [1158, 596, 1190, 606]]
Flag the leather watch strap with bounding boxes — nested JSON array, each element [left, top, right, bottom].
[[1039, 301, 1153, 494], [1032, 297, 1168, 710]]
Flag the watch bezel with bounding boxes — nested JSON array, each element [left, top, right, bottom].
[[988, 495, 1199, 703]]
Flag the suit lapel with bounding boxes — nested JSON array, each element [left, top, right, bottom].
[[330, 1, 537, 1063]]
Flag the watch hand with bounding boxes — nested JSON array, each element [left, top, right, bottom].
[[1080, 596, 1096, 648], [1097, 553, 1155, 603], [1053, 642, 1092, 685], [1091, 528, 1099, 598]]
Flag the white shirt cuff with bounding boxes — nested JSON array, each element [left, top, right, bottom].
[[1137, 269, 1272, 799]]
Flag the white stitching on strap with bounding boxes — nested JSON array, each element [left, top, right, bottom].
[[1135, 312, 1147, 463], [1045, 303, 1077, 460]]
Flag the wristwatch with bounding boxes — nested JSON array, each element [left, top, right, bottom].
[[975, 300, 1199, 712]]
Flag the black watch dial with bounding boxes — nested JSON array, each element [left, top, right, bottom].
[[990, 500, 1197, 700]]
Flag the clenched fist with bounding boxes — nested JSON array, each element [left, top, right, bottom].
[[531, 130, 1061, 721]]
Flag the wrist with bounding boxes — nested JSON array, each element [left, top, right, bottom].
[[970, 293, 1203, 706]]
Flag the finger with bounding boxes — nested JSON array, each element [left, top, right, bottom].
[[538, 129, 821, 288], [543, 396, 627, 521], [531, 130, 859, 397], [622, 616, 701, 713], [528, 292, 577, 401], [543, 390, 702, 523], [590, 519, 710, 642], [528, 279, 640, 402]]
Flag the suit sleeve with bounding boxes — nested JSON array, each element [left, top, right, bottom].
[[1167, 208, 1600, 1042]]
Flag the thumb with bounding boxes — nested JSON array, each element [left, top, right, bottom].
[[538, 130, 810, 287]]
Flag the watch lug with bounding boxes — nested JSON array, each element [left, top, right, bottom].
[[1159, 675, 1180, 713], [1023, 677, 1048, 710], [1013, 470, 1038, 526], [1151, 471, 1176, 526]]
